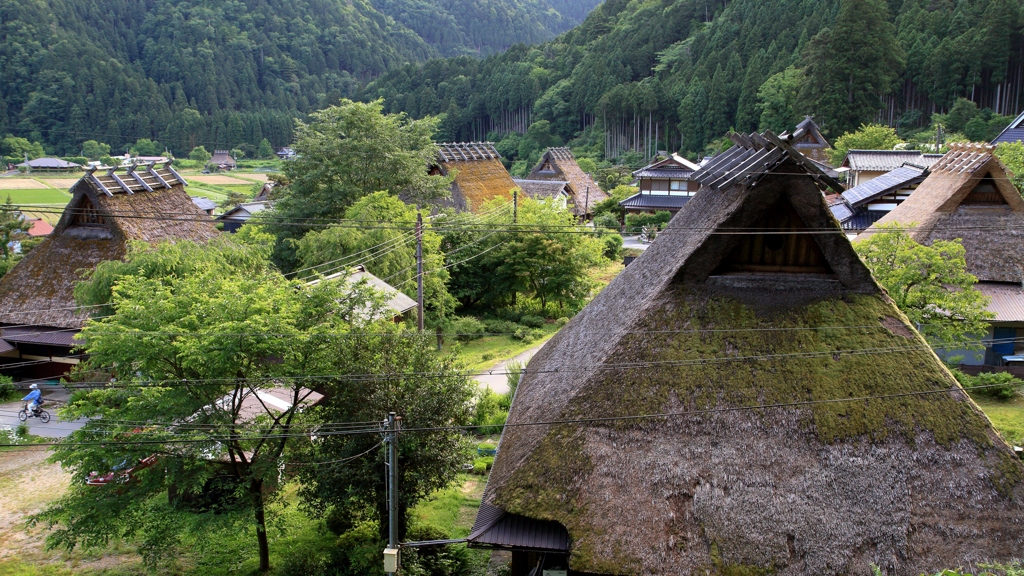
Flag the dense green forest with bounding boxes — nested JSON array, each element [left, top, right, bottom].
[[0, 0, 599, 156], [362, 0, 1024, 160]]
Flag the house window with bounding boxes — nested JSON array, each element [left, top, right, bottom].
[[649, 180, 669, 194], [71, 197, 105, 227]]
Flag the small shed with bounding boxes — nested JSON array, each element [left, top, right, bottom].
[[217, 201, 268, 233], [191, 196, 218, 216], [208, 150, 236, 171], [526, 148, 607, 217]]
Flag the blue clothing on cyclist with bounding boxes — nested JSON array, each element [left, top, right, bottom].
[[22, 389, 41, 403]]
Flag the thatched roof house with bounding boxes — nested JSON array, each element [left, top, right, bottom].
[[0, 162, 218, 378], [471, 132, 1024, 575], [861, 143, 1024, 366], [208, 150, 236, 170], [791, 115, 831, 164], [527, 148, 608, 217], [429, 143, 515, 213]]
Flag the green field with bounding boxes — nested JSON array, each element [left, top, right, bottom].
[[0, 189, 72, 204], [974, 395, 1024, 446], [221, 184, 260, 196]]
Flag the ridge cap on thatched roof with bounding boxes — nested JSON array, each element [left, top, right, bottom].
[[527, 147, 608, 216], [436, 142, 501, 163]]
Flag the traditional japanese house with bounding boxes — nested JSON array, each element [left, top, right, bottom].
[[527, 148, 607, 218], [841, 150, 941, 187], [992, 109, 1024, 144], [828, 162, 929, 234], [512, 178, 570, 210], [208, 150, 236, 171], [619, 154, 700, 216], [790, 115, 831, 163], [16, 158, 81, 172], [429, 143, 515, 214], [0, 163, 219, 379], [469, 132, 1024, 575], [306, 264, 417, 323], [861, 143, 1024, 370], [191, 196, 218, 216], [217, 201, 268, 233]]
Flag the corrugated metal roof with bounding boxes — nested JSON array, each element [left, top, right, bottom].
[[468, 503, 570, 551], [619, 193, 691, 211], [842, 164, 928, 206], [842, 150, 941, 172], [976, 282, 1024, 322], [829, 201, 854, 222], [1, 326, 80, 347], [0, 339, 14, 353]]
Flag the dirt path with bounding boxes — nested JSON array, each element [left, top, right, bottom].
[[0, 448, 68, 560], [473, 342, 546, 394]]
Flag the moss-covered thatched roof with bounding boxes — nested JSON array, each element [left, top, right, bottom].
[[0, 165, 219, 329], [861, 143, 1024, 283], [477, 133, 1024, 575], [432, 142, 515, 213]]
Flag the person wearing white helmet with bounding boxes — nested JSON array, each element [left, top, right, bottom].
[[22, 383, 42, 414]]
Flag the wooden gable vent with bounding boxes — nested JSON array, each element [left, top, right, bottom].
[[71, 195, 106, 227], [715, 200, 832, 274], [962, 173, 1007, 205]]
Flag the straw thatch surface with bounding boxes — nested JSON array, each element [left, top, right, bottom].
[[433, 143, 515, 213], [528, 148, 608, 216], [0, 171, 218, 329], [862, 144, 1024, 283], [483, 149, 1024, 574]]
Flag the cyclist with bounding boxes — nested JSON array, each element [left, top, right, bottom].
[[22, 383, 43, 415]]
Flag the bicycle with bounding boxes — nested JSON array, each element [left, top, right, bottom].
[[18, 403, 50, 423]]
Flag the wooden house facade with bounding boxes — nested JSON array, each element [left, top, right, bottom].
[[0, 162, 219, 380], [469, 132, 1024, 575], [526, 148, 607, 218], [861, 143, 1024, 370], [619, 154, 700, 215]]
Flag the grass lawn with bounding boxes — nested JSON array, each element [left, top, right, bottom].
[[973, 395, 1024, 446], [409, 473, 485, 537], [221, 184, 260, 196], [0, 189, 72, 205], [187, 186, 227, 203], [448, 321, 560, 372]]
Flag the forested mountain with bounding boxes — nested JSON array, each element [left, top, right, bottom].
[[362, 0, 1024, 160], [0, 0, 600, 156]]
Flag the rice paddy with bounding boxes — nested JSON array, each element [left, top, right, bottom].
[[0, 189, 72, 204]]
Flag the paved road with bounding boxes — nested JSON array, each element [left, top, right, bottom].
[[0, 400, 88, 439], [474, 342, 548, 394], [622, 235, 652, 251]]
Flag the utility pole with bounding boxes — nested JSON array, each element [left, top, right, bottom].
[[512, 188, 518, 224], [416, 213, 424, 332], [584, 185, 590, 221], [383, 412, 401, 575]]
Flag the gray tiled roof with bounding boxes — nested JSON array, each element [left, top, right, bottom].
[[512, 179, 569, 200], [632, 167, 695, 179], [841, 164, 928, 207], [619, 193, 691, 211], [992, 110, 1024, 144]]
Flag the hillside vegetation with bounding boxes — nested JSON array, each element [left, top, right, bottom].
[[0, 0, 601, 156]]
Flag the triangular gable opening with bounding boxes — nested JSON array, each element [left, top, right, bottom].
[[713, 198, 834, 275], [539, 161, 556, 174], [70, 195, 106, 227], [961, 173, 1008, 206]]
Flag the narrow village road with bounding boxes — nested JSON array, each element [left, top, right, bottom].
[[0, 401, 87, 439], [473, 342, 548, 394], [621, 235, 652, 251]]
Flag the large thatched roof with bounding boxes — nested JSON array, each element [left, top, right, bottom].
[[0, 163, 219, 329], [432, 142, 515, 213], [527, 148, 608, 216], [476, 132, 1024, 575], [861, 143, 1024, 283]]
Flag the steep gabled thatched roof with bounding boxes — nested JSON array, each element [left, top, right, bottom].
[[476, 132, 1024, 575], [862, 143, 1024, 283], [791, 116, 831, 164], [527, 148, 608, 216], [432, 142, 515, 213], [0, 163, 219, 329]]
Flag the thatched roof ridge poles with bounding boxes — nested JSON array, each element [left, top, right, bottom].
[[164, 162, 188, 187], [87, 171, 113, 196], [126, 165, 155, 192], [106, 170, 135, 195], [146, 163, 172, 189]]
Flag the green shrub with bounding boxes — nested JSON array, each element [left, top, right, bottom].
[[473, 388, 506, 432], [505, 360, 524, 401], [0, 376, 15, 401], [483, 319, 520, 335], [625, 210, 672, 234], [593, 212, 620, 232], [955, 370, 1023, 400], [450, 316, 486, 341], [478, 411, 507, 436], [519, 315, 545, 328], [15, 423, 28, 437], [401, 524, 479, 575], [480, 353, 494, 362], [555, 317, 570, 327], [602, 233, 623, 260], [63, 156, 88, 165]]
